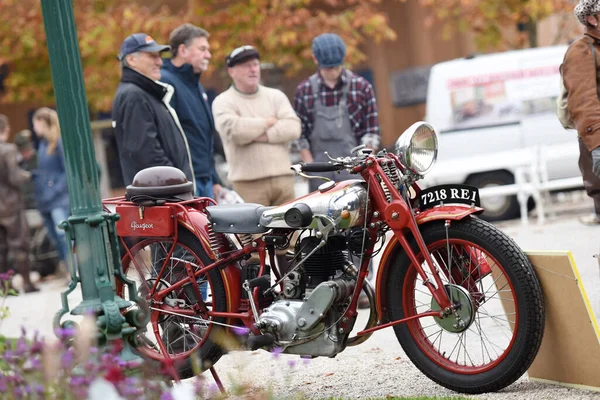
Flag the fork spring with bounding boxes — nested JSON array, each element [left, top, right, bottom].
[[383, 160, 401, 190], [239, 233, 254, 247], [207, 223, 223, 259]]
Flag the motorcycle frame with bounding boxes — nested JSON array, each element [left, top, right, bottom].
[[103, 153, 484, 340]]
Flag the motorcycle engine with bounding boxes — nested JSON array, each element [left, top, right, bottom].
[[256, 234, 359, 357]]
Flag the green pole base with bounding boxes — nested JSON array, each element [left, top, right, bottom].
[[71, 295, 131, 316]]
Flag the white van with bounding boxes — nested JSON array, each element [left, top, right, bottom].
[[422, 45, 581, 221]]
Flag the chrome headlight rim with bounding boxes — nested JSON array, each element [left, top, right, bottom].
[[395, 121, 438, 176]]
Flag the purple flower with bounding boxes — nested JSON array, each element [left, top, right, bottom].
[[160, 393, 174, 400], [287, 359, 296, 368], [34, 384, 44, 395], [54, 326, 77, 339], [70, 375, 87, 387], [271, 346, 283, 359], [208, 383, 220, 394], [15, 338, 29, 356], [61, 349, 75, 369], [12, 386, 23, 398], [0, 270, 14, 281], [232, 326, 250, 336]]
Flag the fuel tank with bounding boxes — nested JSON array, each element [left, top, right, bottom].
[[260, 180, 369, 229]]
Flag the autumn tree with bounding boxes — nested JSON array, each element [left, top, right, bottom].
[[417, 0, 576, 50], [0, 0, 397, 114]]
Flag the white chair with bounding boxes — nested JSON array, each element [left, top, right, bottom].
[[535, 142, 583, 220]]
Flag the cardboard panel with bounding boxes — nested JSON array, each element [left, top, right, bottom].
[[526, 251, 600, 390]]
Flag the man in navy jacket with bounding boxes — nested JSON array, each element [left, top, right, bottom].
[[161, 23, 222, 199]]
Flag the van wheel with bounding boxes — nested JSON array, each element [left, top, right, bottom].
[[466, 171, 520, 221]]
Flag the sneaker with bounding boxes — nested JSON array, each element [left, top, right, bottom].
[[23, 284, 40, 293], [579, 214, 600, 226]]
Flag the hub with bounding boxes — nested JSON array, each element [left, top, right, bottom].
[[431, 284, 475, 333]]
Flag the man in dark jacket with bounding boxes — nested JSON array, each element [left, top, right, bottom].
[[0, 115, 38, 293], [160, 23, 222, 199], [112, 33, 194, 188]]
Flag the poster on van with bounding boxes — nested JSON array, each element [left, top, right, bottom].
[[448, 66, 559, 130]]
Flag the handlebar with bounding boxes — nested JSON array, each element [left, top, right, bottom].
[[299, 162, 345, 172]]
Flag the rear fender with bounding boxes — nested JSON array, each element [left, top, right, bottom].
[[374, 205, 481, 320], [177, 208, 241, 315]]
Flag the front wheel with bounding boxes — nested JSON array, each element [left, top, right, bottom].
[[385, 217, 544, 394]]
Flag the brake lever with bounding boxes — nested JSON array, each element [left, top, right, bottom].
[[290, 164, 333, 182], [324, 151, 340, 162]]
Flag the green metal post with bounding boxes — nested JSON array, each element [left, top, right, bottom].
[[40, 0, 146, 351]]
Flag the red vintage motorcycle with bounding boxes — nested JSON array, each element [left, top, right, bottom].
[[102, 122, 545, 394]]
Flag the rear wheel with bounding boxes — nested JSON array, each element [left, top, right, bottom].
[[118, 228, 227, 379], [385, 217, 544, 393]]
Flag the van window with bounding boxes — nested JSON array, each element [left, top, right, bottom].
[[447, 65, 558, 131]]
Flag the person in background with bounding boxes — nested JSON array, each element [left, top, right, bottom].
[[293, 33, 381, 308], [566, 1, 600, 225], [32, 107, 70, 267], [212, 45, 301, 273], [161, 23, 222, 199], [0, 114, 39, 293], [212, 45, 301, 206], [111, 33, 194, 188], [293, 33, 380, 193], [14, 130, 37, 210]]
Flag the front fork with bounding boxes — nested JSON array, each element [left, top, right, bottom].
[[388, 207, 453, 313]]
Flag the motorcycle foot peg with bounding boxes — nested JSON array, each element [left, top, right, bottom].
[[247, 332, 275, 350], [248, 274, 271, 292]]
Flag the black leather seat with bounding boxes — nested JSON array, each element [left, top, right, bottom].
[[126, 166, 194, 204], [206, 204, 274, 234]]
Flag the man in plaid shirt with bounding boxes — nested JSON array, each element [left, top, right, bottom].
[[293, 33, 380, 189], [293, 33, 379, 308]]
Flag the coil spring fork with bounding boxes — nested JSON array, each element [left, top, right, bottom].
[[207, 223, 223, 259]]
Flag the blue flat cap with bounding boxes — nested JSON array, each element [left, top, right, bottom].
[[312, 33, 346, 68]]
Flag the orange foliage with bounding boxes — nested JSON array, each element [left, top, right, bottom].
[[0, 0, 397, 113], [417, 0, 575, 50]]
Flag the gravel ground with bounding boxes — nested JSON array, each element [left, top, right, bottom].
[[4, 191, 600, 399]]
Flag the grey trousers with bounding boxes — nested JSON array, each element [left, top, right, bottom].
[[578, 138, 600, 216]]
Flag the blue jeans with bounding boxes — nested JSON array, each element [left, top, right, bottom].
[[42, 206, 70, 262], [195, 177, 214, 199]]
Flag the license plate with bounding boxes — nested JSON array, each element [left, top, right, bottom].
[[419, 184, 480, 210]]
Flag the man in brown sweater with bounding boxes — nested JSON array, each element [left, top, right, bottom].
[[0, 115, 38, 292], [212, 45, 301, 207]]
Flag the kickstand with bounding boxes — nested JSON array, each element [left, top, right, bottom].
[[210, 366, 226, 395]]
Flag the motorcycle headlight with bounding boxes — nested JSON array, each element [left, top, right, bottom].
[[394, 121, 438, 175]]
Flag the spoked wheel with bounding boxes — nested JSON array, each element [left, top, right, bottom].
[[118, 228, 227, 379], [386, 217, 544, 394]]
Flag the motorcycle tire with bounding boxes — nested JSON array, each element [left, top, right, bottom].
[[118, 227, 228, 379], [385, 216, 544, 394]]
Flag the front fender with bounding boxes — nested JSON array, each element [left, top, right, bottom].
[[178, 208, 241, 315], [414, 205, 483, 225], [374, 205, 482, 320]]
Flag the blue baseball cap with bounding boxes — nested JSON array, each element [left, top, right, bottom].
[[312, 33, 346, 68], [117, 33, 170, 60]]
